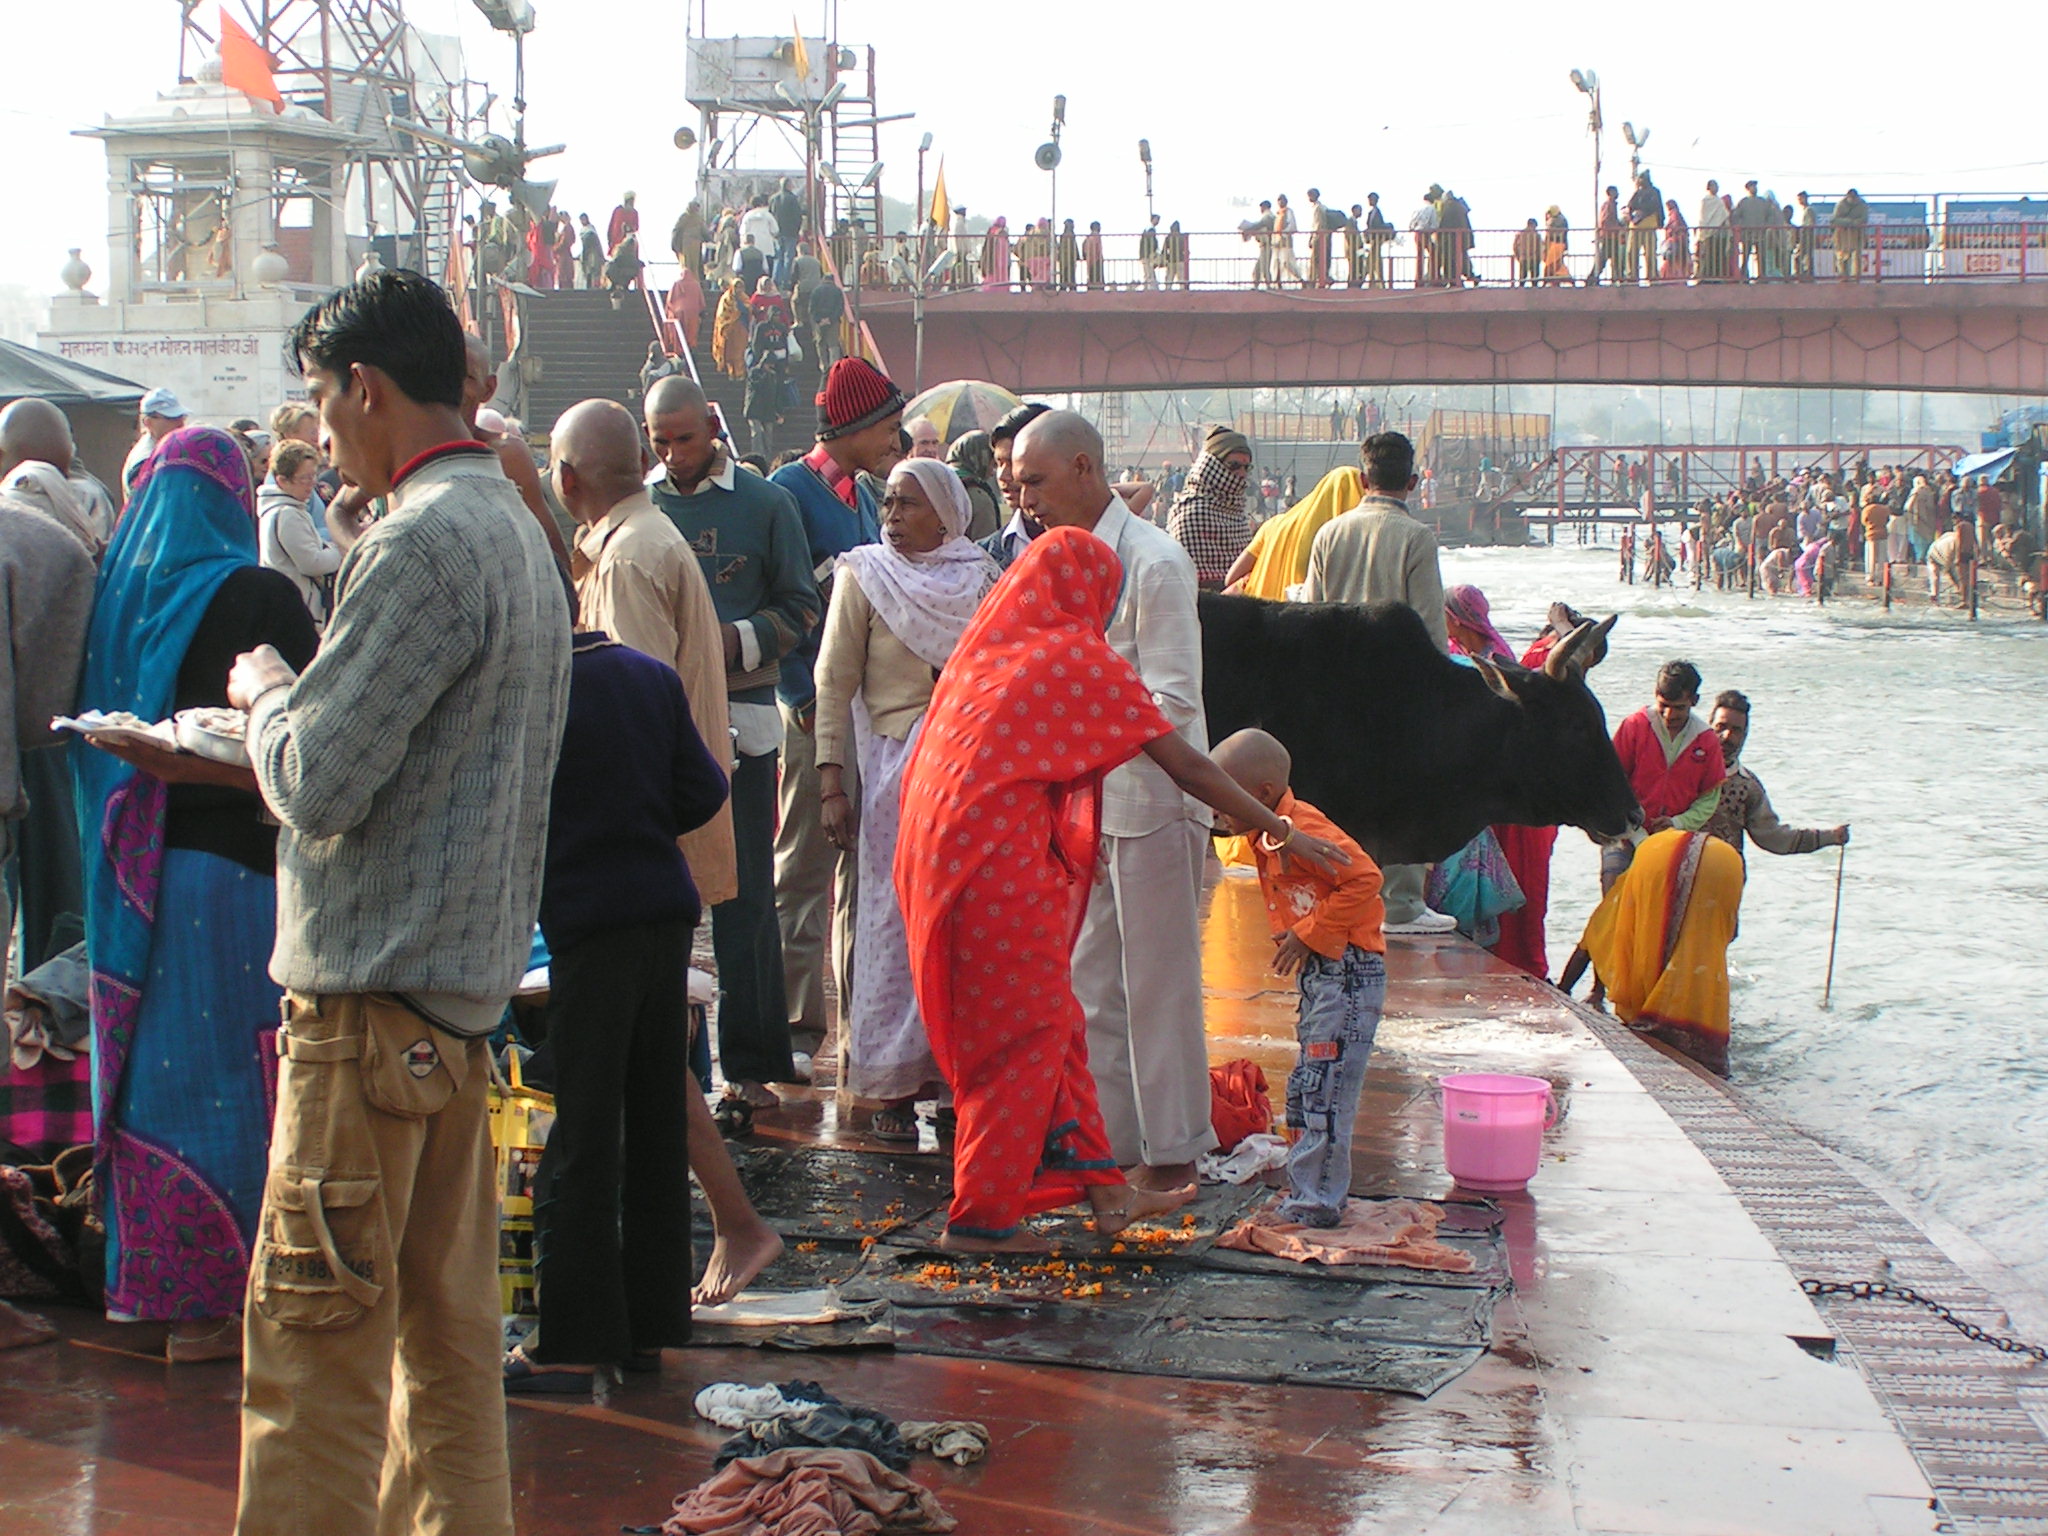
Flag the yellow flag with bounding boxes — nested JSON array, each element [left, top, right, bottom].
[[928, 159, 948, 230], [790, 20, 810, 83]]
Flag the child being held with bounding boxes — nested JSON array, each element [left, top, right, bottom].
[[1210, 729, 1386, 1227]]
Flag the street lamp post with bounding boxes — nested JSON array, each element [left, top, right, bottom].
[[1139, 138, 1154, 222], [915, 131, 933, 278], [1570, 68, 1602, 261], [892, 247, 957, 392], [1622, 121, 1651, 182], [822, 159, 882, 360]]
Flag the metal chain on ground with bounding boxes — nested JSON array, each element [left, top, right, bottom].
[[1802, 1278, 2048, 1363]]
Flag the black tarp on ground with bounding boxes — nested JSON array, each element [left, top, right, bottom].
[[690, 1145, 1508, 1398]]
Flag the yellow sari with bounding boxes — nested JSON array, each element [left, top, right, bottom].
[[711, 280, 747, 378], [1580, 830, 1745, 1074], [1233, 466, 1364, 599]]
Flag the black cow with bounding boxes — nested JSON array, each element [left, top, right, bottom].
[[1198, 595, 1637, 866]]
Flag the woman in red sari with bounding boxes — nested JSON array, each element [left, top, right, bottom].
[[896, 528, 1344, 1253]]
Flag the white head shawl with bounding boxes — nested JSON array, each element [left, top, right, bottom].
[[0, 460, 105, 560], [838, 458, 995, 669]]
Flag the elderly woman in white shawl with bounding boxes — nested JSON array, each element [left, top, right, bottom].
[[816, 457, 999, 1141]]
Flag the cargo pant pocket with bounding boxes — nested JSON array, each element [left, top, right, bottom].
[[251, 1168, 387, 1329], [250, 995, 390, 1330], [358, 994, 464, 1120]]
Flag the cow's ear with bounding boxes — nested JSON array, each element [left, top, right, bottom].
[[1472, 655, 1523, 704]]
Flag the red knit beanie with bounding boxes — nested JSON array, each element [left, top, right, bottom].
[[816, 357, 906, 441]]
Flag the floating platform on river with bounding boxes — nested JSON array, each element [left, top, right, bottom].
[[4, 877, 2044, 1534]]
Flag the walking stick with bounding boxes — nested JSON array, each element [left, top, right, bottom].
[[1821, 841, 1847, 1009]]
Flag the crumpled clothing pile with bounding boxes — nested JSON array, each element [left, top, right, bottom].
[[897, 1422, 988, 1467], [696, 1392, 991, 1474], [693, 1381, 991, 1471], [6, 944, 90, 1071], [698, 1379, 910, 1470], [1217, 1196, 1476, 1273], [659, 1447, 955, 1536], [1198, 1132, 1289, 1185]]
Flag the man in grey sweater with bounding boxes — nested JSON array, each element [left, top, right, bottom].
[[1304, 431, 1456, 935], [227, 270, 570, 1536]]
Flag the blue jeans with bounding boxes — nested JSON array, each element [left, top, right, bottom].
[[773, 236, 797, 286], [1280, 946, 1385, 1225]]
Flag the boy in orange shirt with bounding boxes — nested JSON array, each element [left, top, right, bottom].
[[1211, 730, 1385, 1226]]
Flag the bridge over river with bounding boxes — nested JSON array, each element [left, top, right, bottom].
[[857, 278, 2048, 396]]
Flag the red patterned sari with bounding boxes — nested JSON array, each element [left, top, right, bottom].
[[895, 528, 1174, 1238]]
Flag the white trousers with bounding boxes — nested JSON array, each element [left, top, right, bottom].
[[1073, 819, 1219, 1168]]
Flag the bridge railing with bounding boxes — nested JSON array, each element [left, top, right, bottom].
[[825, 224, 2043, 294]]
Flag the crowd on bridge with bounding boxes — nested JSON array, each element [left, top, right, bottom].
[[638, 173, 1923, 302], [0, 260, 1864, 1532]]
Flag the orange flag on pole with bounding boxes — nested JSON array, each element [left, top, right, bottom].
[[219, 9, 283, 108], [928, 159, 949, 232]]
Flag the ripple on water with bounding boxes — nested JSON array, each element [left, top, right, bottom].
[[1440, 544, 2048, 1306]]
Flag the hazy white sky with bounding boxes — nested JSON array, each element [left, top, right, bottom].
[[8, 0, 2046, 298]]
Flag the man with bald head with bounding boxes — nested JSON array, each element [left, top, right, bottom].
[[462, 333, 572, 573], [552, 398, 735, 910], [1011, 409, 1218, 1189], [0, 397, 111, 558], [645, 375, 818, 1107]]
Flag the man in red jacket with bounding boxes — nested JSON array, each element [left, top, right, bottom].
[[1605, 659, 1726, 888]]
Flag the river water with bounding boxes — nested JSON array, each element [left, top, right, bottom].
[[1436, 543, 2048, 1311]]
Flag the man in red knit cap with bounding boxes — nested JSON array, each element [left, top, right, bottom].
[[769, 358, 908, 1082]]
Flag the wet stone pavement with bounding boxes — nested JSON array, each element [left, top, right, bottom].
[[7, 871, 2043, 1533]]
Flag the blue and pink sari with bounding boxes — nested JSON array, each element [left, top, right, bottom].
[[74, 427, 281, 1320]]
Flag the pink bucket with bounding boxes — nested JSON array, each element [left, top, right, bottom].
[[1440, 1073, 1557, 1192]]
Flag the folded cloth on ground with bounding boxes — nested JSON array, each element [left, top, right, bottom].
[[6, 944, 91, 1070], [693, 1288, 864, 1328], [1217, 1196, 1476, 1273], [897, 1421, 990, 1466], [661, 1447, 955, 1535], [1198, 1132, 1289, 1186], [716, 1400, 912, 1471], [695, 1382, 802, 1429]]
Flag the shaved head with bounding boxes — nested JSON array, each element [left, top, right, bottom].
[[1012, 409, 1110, 531], [0, 398, 75, 477], [551, 398, 649, 521], [461, 332, 497, 422], [643, 375, 720, 491], [644, 375, 709, 419], [1016, 408, 1103, 468], [1212, 729, 1292, 800]]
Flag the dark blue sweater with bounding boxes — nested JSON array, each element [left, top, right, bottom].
[[540, 634, 730, 952]]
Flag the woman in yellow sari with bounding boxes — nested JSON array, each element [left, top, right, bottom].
[[711, 278, 748, 379], [1578, 829, 1745, 1075], [1221, 465, 1363, 598]]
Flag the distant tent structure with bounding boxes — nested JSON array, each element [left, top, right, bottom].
[[0, 338, 149, 489]]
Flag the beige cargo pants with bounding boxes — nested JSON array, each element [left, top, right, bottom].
[[234, 992, 511, 1536]]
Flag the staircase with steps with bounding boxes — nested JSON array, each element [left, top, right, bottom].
[[514, 288, 820, 458]]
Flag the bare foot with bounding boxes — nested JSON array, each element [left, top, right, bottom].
[[1089, 1187, 1196, 1245], [936, 1228, 1052, 1255], [1128, 1161, 1198, 1193], [0, 1299, 56, 1351], [693, 1217, 786, 1307], [1089, 1181, 1197, 1237]]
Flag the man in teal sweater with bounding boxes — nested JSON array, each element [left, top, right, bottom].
[[644, 376, 818, 1106], [767, 358, 905, 1074]]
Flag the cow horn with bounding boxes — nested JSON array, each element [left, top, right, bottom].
[[1543, 621, 1595, 680], [1473, 655, 1521, 703]]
